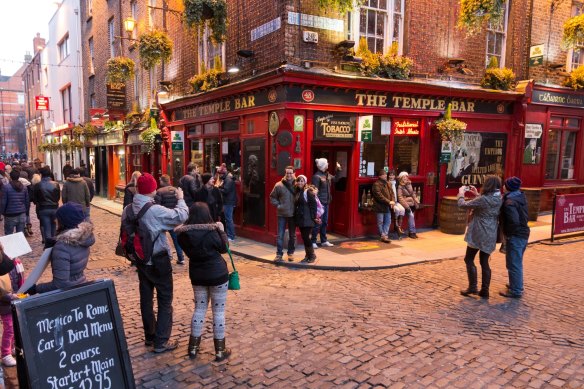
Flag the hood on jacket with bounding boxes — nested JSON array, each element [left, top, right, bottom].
[[55, 221, 95, 247], [131, 193, 155, 214], [505, 190, 527, 205], [67, 176, 84, 183], [174, 223, 217, 234], [18, 177, 31, 187]]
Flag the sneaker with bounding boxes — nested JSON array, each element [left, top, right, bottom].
[[321, 241, 334, 247], [287, 254, 294, 262], [228, 238, 235, 243], [274, 254, 284, 262], [2, 355, 16, 366], [176, 260, 185, 265], [312, 243, 318, 249], [153, 339, 179, 353]]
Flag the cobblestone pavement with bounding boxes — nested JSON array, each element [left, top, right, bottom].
[[4, 207, 584, 388]]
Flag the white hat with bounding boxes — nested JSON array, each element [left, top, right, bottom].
[[398, 171, 409, 179], [315, 158, 328, 171], [296, 174, 308, 182]]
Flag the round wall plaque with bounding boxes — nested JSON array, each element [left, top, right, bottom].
[[268, 112, 279, 136], [277, 131, 293, 147]]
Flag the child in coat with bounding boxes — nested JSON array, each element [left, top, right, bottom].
[[0, 250, 25, 367]]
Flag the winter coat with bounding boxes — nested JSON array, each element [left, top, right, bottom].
[[372, 178, 395, 213], [32, 177, 61, 210], [219, 173, 237, 206], [36, 222, 96, 293], [311, 170, 337, 205], [123, 184, 137, 208], [175, 223, 229, 286], [179, 173, 202, 207], [155, 185, 178, 209], [269, 178, 296, 217], [122, 194, 189, 259], [457, 192, 502, 254], [0, 258, 23, 315], [1, 181, 30, 217], [294, 187, 318, 228], [397, 181, 420, 211], [194, 186, 223, 222], [62, 176, 90, 210], [500, 190, 530, 240], [82, 177, 95, 201]]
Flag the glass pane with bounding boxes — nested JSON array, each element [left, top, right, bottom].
[[370, 0, 378, 8], [393, 135, 420, 176], [118, 146, 126, 184], [190, 139, 203, 169], [379, 0, 387, 9], [393, 14, 401, 41], [394, 0, 402, 12], [494, 33, 503, 56], [487, 32, 495, 55], [560, 132, 577, 179], [222, 137, 241, 181], [376, 38, 384, 53], [367, 37, 375, 51], [376, 11, 384, 36], [550, 116, 562, 127], [367, 10, 375, 34], [545, 130, 560, 179], [204, 138, 220, 174], [566, 118, 580, 128], [361, 143, 387, 177], [359, 11, 367, 34]]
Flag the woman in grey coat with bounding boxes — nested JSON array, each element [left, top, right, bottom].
[[457, 175, 502, 299]]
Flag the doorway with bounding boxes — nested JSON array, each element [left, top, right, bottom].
[[312, 147, 351, 237]]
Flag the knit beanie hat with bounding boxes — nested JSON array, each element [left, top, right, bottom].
[[56, 202, 86, 230], [137, 173, 158, 194], [315, 158, 328, 171], [296, 174, 308, 183], [398, 171, 409, 179], [505, 176, 522, 191]]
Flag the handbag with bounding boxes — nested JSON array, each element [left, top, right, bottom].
[[115, 237, 126, 257], [226, 245, 240, 290]]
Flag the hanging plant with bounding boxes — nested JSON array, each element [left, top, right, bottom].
[[38, 143, 48, 153], [183, 0, 228, 44], [138, 30, 173, 70], [140, 118, 161, 154], [457, 0, 507, 36], [71, 139, 85, 149], [106, 57, 136, 85], [317, 0, 363, 13], [435, 104, 467, 143], [562, 14, 584, 48], [563, 65, 584, 90], [83, 123, 99, 137], [188, 58, 222, 93], [480, 56, 515, 90]]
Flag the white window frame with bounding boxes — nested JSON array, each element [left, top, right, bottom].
[[485, 2, 510, 67], [198, 26, 226, 72], [58, 34, 70, 62], [108, 18, 116, 57], [148, 0, 156, 28], [131, 1, 138, 40], [567, 2, 584, 71], [61, 85, 72, 124], [347, 0, 405, 55]]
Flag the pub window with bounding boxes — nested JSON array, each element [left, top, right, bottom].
[[108, 18, 116, 57], [545, 116, 579, 180], [117, 146, 126, 184], [485, 1, 509, 66], [348, 0, 405, 54], [221, 119, 239, 132], [221, 137, 241, 181], [359, 116, 389, 177], [204, 122, 219, 135], [131, 145, 142, 171], [198, 26, 225, 72], [204, 138, 220, 174], [567, 2, 584, 71], [188, 125, 202, 137], [392, 118, 421, 175], [190, 138, 203, 170]]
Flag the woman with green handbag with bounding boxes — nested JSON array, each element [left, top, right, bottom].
[[176, 202, 232, 361]]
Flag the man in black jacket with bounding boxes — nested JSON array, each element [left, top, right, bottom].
[[32, 166, 61, 243], [499, 176, 530, 298], [179, 162, 202, 207], [218, 164, 237, 242], [155, 175, 185, 265]]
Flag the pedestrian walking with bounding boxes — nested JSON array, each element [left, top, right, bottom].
[[499, 177, 530, 298], [311, 158, 341, 248], [61, 168, 90, 215], [80, 169, 95, 218], [18, 170, 34, 236], [0, 250, 24, 367], [155, 174, 185, 265], [1, 170, 30, 235], [457, 175, 502, 299], [175, 202, 231, 361], [124, 171, 141, 208], [179, 162, 202, 208], [62, 160, 73, 181], [269, 166, 296, 262], [371, 169, 395, 243], [121, 173, 188, 353], [194, 173, 223, 222], [294, 175, 319, 263], [218, 164, 237, 242], [32, 166, 60, 244], [388, 170, 405, 236], [396, 171, 420, 239]]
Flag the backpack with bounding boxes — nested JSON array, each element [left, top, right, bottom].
[[304, 189, 325, 218], [120, 203, 160, 264]]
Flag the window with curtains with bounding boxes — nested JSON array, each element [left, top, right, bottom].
[[545, 116, 580, 180], [485, 1, 509, 66], [568, 2, 584, 71]]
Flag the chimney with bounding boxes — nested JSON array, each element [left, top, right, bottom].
[[33, 33, 46, 54]]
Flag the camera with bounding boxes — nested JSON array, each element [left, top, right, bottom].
[[463, 185, 471, 192]]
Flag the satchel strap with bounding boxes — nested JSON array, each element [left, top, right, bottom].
[[226, 244, 236, 272]]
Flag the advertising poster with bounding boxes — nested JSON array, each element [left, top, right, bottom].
[[553, 194, 584, 236], [446, 132, 506, 187], [523, 123, 543, 164]]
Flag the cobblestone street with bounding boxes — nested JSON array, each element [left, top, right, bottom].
[[6, 207, 584, 388]]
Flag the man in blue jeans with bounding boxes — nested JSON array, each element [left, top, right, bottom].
[[269, 166, 296, 262], [218, 164, 237, 242], [499, 176, 530, 298], [32, 166, 61, 244]]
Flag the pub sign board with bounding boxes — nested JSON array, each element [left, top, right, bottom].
[[314, 112, 356, 141], [106, 83, 127, 111], [553, 193, 584, 236], [13, 279, 135, 389]]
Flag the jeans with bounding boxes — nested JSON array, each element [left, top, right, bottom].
[[38, 208, 57, 243], [405, 208, 416, 233], [223, 204, 235, 240], [376, 212, 391, 237], [311, 203, 329, 244], [4, 214, 26, 235], [506, 236, 528, 296], [0, 313, 13, 358], [464, 246, 491, 291], [168, 230, 184, 262], [137, 253, 174, 348], [276, 216, 296, 256]]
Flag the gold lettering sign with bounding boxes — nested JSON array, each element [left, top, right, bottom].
[[355, 93, 476, 112]]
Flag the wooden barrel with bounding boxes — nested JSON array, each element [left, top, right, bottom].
[[439, 196, 467, 235], [522, 188, 541, 222]]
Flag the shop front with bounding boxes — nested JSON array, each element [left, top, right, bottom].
[[520, 82, 584, 212], [95, 130, 125, 200], [162, 69, 522, 242]]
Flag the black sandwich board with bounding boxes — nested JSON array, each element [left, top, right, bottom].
[[12, 279, 135, 388]]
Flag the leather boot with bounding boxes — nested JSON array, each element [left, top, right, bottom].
[[460, 265, 478, 296], [188, 335, 201, 359], [479, 266, 491, 299], [214, 338, 231, 362], [396, 216, 404, 235]]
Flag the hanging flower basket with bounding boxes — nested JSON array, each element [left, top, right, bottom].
[[562, 14, 584, 48], [355, 38, 413, 80], [457, 0, 507, 36], [106, 57, 135, 85], [83, 123, 99, 137], [563, 65, 584, 90], [435, 104, 467, 142], [480, 57, 515, 90], [183, 0, 228, 44], [138, 30, 173, 70], [71, 139, 85, 149], [139, 119, 162, 154]]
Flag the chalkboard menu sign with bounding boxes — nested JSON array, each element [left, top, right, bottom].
[[13, 280, 135, 389]]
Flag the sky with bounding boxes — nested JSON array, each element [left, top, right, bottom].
[[0, 0, 60, 77]]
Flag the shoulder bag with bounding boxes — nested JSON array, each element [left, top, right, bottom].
[[226, 245, 240, 290]]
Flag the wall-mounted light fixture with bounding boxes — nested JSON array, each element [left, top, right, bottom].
[[123, 17, 136, 35], [228, 50, 255, 74]]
